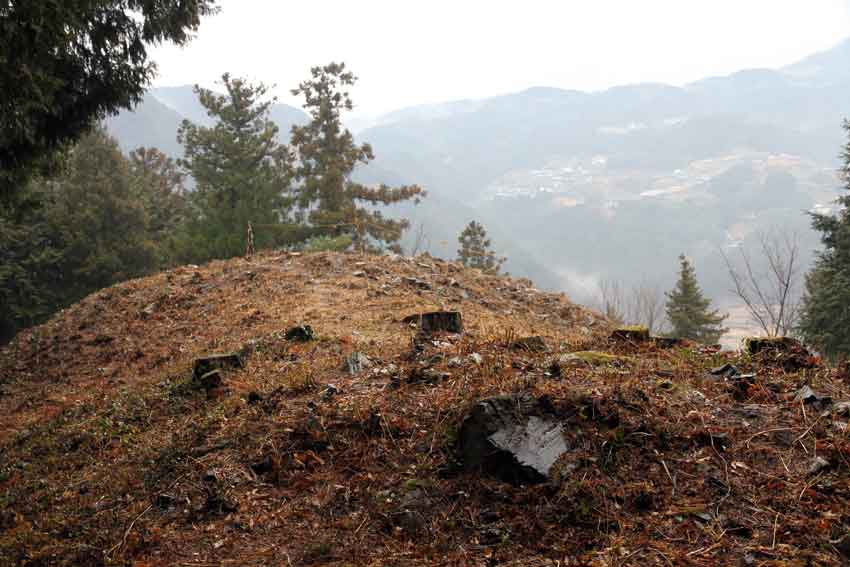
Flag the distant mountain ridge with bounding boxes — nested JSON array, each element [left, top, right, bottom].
[[783, 37, 850, 86], [106, 85, 309, 157], [105, 38, 850, 302]]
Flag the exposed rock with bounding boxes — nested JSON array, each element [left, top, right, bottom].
[[549, 351, 632, 375], [193, 353, 243, 379], [809, 456, 830, 475], [729, 373, 757, 402], [403, 276, 432, 290], [610, 326, 650, 343], [285, 324, 314, 342], [794, 385, 832, 409], [469, 353, 484, 365], [406, 368, 451, 385], [403, 311, 463, 335], [343, 352, 372, 375], [320, 384, 340, 401], [140, 302, 157, 319], [710, 363, 740, 378], [511, 336, 549, 352], [457, 394, 567, 485]]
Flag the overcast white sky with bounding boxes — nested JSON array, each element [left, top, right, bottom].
[[150, 0, 850, 116]]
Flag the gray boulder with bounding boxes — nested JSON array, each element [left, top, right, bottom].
[[457, 394, 567, 485]]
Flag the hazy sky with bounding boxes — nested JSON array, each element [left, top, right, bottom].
[[150, 0, 850, 116]]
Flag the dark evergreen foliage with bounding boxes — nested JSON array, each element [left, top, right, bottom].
[[0, 127, 177, 343], [176, 74, 305, 263], [290, 63, 425, 252], [665, 254, 727, 344], [457, 220, 505, 274], [0, 0, 217, 198], [798, 121, 850, 358]]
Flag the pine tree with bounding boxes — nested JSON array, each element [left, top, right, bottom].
[[128, 147, 190, 266], [665, 254, 727, 343], [0, 187, 64, 343], [798, 120, 850, 358], [42, 127, 159, 302], [290, 63, 425, 252], [457, 220, 505, 274], [177, 74, 302, 263], [1, 126, 162, 342]]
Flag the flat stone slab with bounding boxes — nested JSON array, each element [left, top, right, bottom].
[[488, 416, 567, 479], [458, 394, 567, 485]]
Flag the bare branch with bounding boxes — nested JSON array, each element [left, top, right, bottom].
[[721, 228, 802, 337], [408, 221, 430, 257]]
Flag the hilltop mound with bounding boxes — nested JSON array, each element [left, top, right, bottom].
[[1, 252, 849, 566]]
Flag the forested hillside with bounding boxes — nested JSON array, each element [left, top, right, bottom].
[[106, 40, 850, 304]]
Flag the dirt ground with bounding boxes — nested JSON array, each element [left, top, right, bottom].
[[1, 251, 848, 566]]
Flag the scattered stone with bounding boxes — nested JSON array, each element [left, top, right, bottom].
[[729, 373, 757, 402], [710, 363, 740, 378], [794, 385, 832, 409], [406, 368, 451, 385], [320, 384, 340, 401], [352, 271, 366, 277], [140, 303, 157, 319], [403, 276, 432, 290], [809, 456, 830, 475], [343, 352, 372, 375], [285, 324, 314, 342], [469, 353, 483, 365], [610, 326, 650, 343], [457, 394, 567, 485], [193, 353, 243, 379], [403, 311, 463, 335], [424, 353, 445, 366], [550, 351, 631, 375], [447, 357, 463, 368], [511, 336, 548, 352]]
